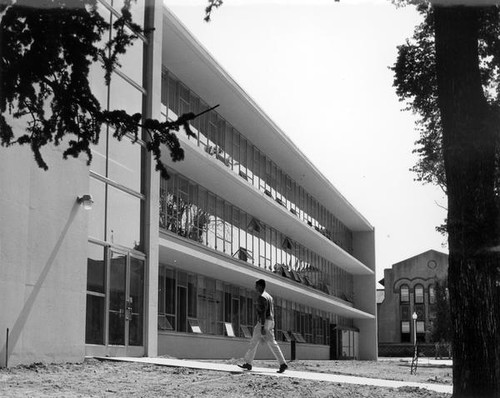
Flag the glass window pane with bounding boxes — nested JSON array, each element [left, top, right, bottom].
[[109, 73, 143, 115], [400, 285, 409, 303], [107, 186, 142, 249], [88, 177, 106, 241], [112, 0, 145, 26], [188, 274, 197, 318], [110, 0, 145, 84], [86, 294, 105, 344], [111, 26, 144, 84], [89, 62, 109, 112], [429, 285, 436, 304], [207, 193, 216, 250], [87, 242, 105, 293], [165, 267, 176, 315], [168, 75, 178, 116], [89, 126, 108, 176], [108, 134, 143, 192], [415, 285, 424, 304]]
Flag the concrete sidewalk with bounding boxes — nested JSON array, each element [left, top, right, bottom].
[[94, 356, 452, 395]]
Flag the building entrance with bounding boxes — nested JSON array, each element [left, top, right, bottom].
[[86, 244, 145, 357]]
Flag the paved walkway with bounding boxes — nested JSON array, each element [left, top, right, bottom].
[[95, 356, 452, 395]]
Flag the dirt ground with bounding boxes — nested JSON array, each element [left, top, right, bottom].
[[0, 357, 452, 398]]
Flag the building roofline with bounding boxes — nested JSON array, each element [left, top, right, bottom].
[[391, 249, 448, 268]]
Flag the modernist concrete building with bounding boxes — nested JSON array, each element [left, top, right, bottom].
[[377, 250, 448, 346], [0, 1, 377, 367]]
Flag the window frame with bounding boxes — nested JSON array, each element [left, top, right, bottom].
[[400, 285, 410, 304]]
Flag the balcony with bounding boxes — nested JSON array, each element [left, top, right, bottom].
[[162, 131, 373, 277]]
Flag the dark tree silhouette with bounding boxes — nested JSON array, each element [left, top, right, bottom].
[[430, 279, 451, 344], [0, 0, 201, 178], [204, 0, 223, 22], [393, 3, 500, 397]]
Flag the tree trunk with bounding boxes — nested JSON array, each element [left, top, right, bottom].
[[434, 6, 500, 398]]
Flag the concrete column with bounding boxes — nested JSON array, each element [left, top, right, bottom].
[[142, 0, 164, 358], [352, 229, 378, 360]]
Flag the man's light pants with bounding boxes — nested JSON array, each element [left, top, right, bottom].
[[244, 320, 286, 365]]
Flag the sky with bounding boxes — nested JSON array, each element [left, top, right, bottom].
[[163, 0, 448, 285]]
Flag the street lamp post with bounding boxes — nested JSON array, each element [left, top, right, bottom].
[[412, 312, 418, 345], [411, 312, 418, 374]]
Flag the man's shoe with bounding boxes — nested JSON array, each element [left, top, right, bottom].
[[238, 363, 252, 371], [277, 363, 288, 373]]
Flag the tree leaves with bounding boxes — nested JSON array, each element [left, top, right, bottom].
[[0, 0, 197, 179], [391, 6, 500, 197], [204, 0, 223, 22]]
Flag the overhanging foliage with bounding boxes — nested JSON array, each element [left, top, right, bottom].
[[0, 0, 199, 178]]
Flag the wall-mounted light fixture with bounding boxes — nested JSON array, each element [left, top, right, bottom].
[[77, 194, 94, 210]]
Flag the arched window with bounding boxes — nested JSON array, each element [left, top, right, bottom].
[[400, 285, 410, 303], [414, 284, 424, 304], [429, 284, 436, 304]]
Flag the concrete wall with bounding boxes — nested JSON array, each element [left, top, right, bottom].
[[0, 140, 89, 367], [352, 230, 377, 360], [158, 332, 330, 361]]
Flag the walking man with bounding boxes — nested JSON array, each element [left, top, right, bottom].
[[239, 279, 288, 373]]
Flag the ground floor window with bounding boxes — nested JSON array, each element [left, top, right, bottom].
[[331, 326, 359, 360], [416, 320, 426, 343], [401, 321, 411, 343], [340, 329, 359, 359], [158, 263, 344, 345]]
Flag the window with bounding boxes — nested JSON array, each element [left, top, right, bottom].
[[107, 185, 142, 249], [88, 178, 106, 241], [86, 243, 106, 344], [414, 304, 425, 320], [401, 321, 411, 342], [429, 284, 436, 304], [109, 72, 143, 115], [197, 276, 217, 335], [161, 70, 359, 254], [108, 134, 143, 192], [188, 274, 197, 318], [158, 171, 354, 301], [400, 305, 410, 320], [400, 285, 410, 303], [158, 266, 176, 331], [414, 284, 424, 304], [416, 320, 426, 343]]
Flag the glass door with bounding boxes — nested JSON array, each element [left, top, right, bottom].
[[107, 250, 145, 353], [109, 251, 127, 345], [128, 256, 144, 347]]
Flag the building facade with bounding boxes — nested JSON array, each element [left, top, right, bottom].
[[0, 1, 377, 367], [377, 250, 448, 346]]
